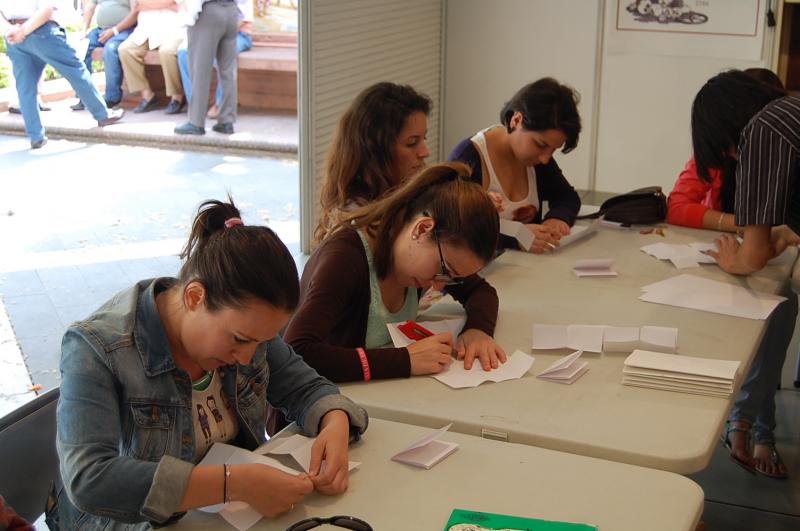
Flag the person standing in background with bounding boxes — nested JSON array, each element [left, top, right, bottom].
[[71, 0, 137, 110], [1, 0, 124, 149], [176, 0, 252, 123], [174, 0, 240, 135]]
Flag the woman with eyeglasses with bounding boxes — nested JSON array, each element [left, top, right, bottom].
[[314, 82, 433, 243], [285, 162, 506, 385], [48, 198, 368, 529], [448, 78, 582, 253]]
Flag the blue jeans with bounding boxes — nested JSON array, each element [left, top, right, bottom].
[[730, 286, 798, 443], [83, 25, 135, 103], [177, 31, 252, 105], [5, 22, 110, 142]]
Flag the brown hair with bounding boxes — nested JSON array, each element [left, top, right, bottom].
[[315, 82, 432, 243], [179, 196, 299, 311], [339, 162, 499, 279]]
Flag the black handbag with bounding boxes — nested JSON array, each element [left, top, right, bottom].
[[577, 186, 667, 225]]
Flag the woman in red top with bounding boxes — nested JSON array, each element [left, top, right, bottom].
[[667, 68, 784, 232]]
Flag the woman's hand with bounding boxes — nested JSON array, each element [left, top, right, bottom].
[[542, 218, 571, 236], [522, 224, 561, 253], [457, 329, 507, 370], [407, 332, 454, 375], [309, 410, 351, 495], [232, 463, 313, 518]]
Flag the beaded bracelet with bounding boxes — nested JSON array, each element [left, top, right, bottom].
[[356, 347, 371, 381]]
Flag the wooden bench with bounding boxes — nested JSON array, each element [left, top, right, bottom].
[[93, 32, 297, 111]]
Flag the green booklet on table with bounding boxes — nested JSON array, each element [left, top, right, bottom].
[[444, 509, 598, 531]]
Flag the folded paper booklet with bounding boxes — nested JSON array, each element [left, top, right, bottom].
[[433, 350, 534, 389], [387, 318, 466, 348], [391, 423, 458, 469], [572, 258, 617, 277], [197, 439, 361, 531], [532, 324, 605, 353], [622, 349, 739, 398], [444, 508, 598, 530], [537, 350, 588, 384]]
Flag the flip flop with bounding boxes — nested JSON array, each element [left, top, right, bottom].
[[721, 421, 755, 474], [753, 442, 788, 479]]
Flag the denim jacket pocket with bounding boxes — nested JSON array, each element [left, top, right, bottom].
[[125, 402, 178, 461]]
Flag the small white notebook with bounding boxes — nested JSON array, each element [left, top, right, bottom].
[[537, 350, 588, 384], [391, 424, 458, 469]]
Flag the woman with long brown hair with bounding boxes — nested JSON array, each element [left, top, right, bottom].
[[287, 162, 506, 383], [315, 82, 433, 242]]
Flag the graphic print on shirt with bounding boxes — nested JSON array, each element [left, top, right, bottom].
[[196, 403, 212, 441], [206, 395, 227, 438]]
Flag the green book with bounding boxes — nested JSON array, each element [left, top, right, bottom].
[[444, 509, 598, 531]]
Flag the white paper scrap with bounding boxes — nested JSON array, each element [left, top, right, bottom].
[[602, 326, 640, 353], [433, 350, 534, 389], [532, 324, 605, 353]]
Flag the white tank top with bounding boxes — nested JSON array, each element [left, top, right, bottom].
[[470, 127, 540, 221]]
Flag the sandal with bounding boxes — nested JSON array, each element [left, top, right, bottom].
[[721, 421, 755, 474], [752, 442, 788, 479]]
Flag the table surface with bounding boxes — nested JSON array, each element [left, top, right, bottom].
[[171, 418, 704, 531], [338, 223, 797, 474]]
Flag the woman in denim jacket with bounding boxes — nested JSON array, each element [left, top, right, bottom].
[[48, 198, 368, 530]]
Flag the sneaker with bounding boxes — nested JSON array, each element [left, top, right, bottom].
[[30, 137, 48, 149], [165, 98, 186, 115], [133, 96, 159, 113], [70, 101, 85, 111], [212, 122, 234, 135], [174, 122, 205, 135], [97, 108, 125, 126]]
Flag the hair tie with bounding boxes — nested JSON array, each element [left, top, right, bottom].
[[224, 217, 244, 229]]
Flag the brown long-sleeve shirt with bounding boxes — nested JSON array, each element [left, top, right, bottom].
[[284, 228, 499, 383]]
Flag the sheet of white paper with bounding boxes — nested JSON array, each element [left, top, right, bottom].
[[573, 259, 617, 277], [386, 318, 466, 348], [669, 255, 699, 269], [639, 274, 785, 320], [638, 326, 678, 353], [532, 324, 604, 352], [260, 433, 360, 474], [433, 350, 534, 389], [602, 326, 640, 352]]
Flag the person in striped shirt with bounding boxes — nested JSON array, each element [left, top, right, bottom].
[[691, 69, 799, 479]]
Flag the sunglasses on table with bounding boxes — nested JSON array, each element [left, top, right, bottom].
[[285, 515, 373, 531]]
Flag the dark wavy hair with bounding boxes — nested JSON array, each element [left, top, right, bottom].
[[499, 78, 582, 153]]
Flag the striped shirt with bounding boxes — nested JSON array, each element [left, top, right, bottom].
[[735, 96, 800, 234]]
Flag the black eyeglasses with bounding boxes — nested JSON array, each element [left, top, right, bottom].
[[285, 515, 373, 531], [432, 231, 464, 286]]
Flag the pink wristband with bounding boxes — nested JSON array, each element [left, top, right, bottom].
[[356, 347, 371, 381]]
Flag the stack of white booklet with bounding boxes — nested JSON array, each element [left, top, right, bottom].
[[622, 349, 740, 398], [391, 424, 458, 469]]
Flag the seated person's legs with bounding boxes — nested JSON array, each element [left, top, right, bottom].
[[101, 28, 135, 106], [158, 38, 186, 114], [119, 38, 158, 112]]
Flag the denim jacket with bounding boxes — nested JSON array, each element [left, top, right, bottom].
[[50, 278, 368, 530]]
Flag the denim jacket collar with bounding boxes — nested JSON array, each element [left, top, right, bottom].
[[135, 278, 178, 377]]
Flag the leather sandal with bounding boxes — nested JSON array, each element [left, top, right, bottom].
[[721, 421, 755, 474]]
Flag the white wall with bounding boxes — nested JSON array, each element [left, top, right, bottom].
[[443, 0, 601, 191], [443, 0, 775, 194], [595, 2, 770, 194]]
